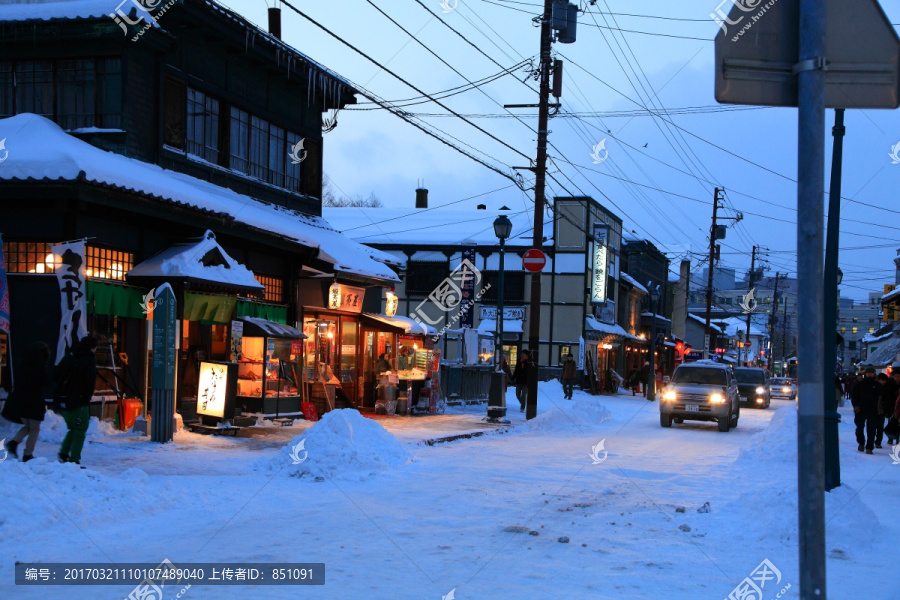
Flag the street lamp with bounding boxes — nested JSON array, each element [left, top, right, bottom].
[[647, 286, 660, 401], [488, 212, 512, 421]]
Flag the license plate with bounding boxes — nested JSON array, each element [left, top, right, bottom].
[[740, 397, 748, 403], [685, 404, 699, 412]]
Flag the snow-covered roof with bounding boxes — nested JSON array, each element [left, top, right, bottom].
[[128, 230, 264, 290], [477, 318, 524, 334], [882, 286, 900, 304], [716, 317, 767, 338], [860, 335, 900, 368], [0, 115, 398, 283], [362, 313, 437, 337], [585, 316, 643, 341], [0, 0, 356, 98], [238, 316, 306, 339], [687, 313, 723, 334], [620, 272, 648, 294], [862, 329, 894, 344], [323, 206, 548, 247], [641, 312, 671, 322]]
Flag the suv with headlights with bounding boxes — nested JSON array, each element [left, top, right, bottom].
[[660, 362, 739, 432], [733, 367, 771, 409]]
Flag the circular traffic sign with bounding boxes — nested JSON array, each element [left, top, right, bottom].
[[522, 248, 547, 273]]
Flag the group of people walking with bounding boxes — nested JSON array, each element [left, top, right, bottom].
[[2, 335, 98, 465], [850, 365, 900, 454]]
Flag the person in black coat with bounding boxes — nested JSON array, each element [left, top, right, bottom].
[[514, 351, 530, 412], [4, 342, 51, 462], [852, 367, 880, 454], [876, 372, 899, 448], [55, 335, 98, 465]]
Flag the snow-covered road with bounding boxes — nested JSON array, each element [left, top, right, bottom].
[[1, 382, 896, 600]]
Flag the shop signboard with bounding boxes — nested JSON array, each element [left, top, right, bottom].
[[52, 240, 89, 362], [591, 223, 609, 305], [336, 284, 366, 314], [480, 306, 526, 321], [230, 320, 243, 362], [152, 284, 176, 390], [291, 339, 303, 357], [196, 361, 238, 421], [459, 248, 477, 328]]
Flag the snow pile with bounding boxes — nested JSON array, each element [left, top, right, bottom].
[[264, 409, 411, 481], [725, 405, 880, 551], [738, 405, 797, 461], [0, 461, 179, 544], [526, 395, 612, 431]]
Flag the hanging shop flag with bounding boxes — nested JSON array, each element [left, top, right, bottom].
[[0, 233, 10, 335], [459, 248, 477, 328], [591, 223, 609, 305], [52, 240, 89, 363]]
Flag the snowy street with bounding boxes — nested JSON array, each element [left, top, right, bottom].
[[1, 382, 896, 600]]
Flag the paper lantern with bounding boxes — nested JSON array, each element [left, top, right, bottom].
[[328, 281, 341, 310], [385, 291, 399, 317]]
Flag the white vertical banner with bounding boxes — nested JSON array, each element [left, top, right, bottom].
[[53, 241, 88, 363]]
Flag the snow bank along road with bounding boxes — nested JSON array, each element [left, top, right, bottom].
[[0, 381, 896, 600]]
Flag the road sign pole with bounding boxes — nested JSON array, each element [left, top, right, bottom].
[[796, 0, 828, 596], [823, 108, 845, 492]]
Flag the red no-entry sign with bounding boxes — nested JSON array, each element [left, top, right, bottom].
[[522, 249, 547, 273]]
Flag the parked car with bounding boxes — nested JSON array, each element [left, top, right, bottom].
[[659, 362, 739, 432], [769, 377, 797, 400], [733, 367, 771, 408]]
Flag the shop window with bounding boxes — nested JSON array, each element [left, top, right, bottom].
[[340, 317, 357, 383], [481, 271, 525, 303], [249, 115, 271, 181], [267, 123, 286, 187], [405, 262, 449, 296], [85, 246, 133, 281], [2, 241, 55, 274], [255, 275, 285, 304], [186, 87, 219, 163], [163, 76, 187, 149]]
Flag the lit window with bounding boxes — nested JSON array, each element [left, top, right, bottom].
[[868, 327, 875, 333], [851, 326, 858, 334], [255, 275, 285, 304], [2, 241, 55, 274], [85, 246, 133, 281]]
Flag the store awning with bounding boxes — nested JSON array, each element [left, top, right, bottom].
[[238, 316, 306, 339], [184, 292, 237, 325], [86, 281, 148, 319], [127, 230, 264, 294], [237, 300, 288, 324], [477, 319, 524, 334], [585, 316, 644, 341], [361, 313, 438, 336]]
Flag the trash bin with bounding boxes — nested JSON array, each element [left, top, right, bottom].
[[487, 371, 507, 420]]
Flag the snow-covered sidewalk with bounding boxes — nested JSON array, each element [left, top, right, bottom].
[[0, 382, 896, 599]]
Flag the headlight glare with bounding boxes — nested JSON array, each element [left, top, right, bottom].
[[709, 393, 725, 403]]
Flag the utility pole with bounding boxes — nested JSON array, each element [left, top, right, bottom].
[[796, 0, 828, 595], [782, 293, 789, 360], [823, 107, 845, 492], [769, 272, 781, 369], [745, 245, 758, 366], [525, 0, 554, 420], [703, 188, 722, 359]]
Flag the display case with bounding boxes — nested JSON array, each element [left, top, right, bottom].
[[233, 317, 306, 418]]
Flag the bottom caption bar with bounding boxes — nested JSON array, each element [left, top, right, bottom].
[[15, 563, 325, 585]]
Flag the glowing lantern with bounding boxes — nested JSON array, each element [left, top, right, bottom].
[[328, 281, 341, 309], [385, 290, 399, 317]]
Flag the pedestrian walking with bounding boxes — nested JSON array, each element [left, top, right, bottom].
[[514, 351, 530, 412], [640, 361, 651, 397], [3, 342, 52, 462], [626, 367, 640, 396], [876, 372, 898, 449], [54, 335, 98, 465], [499, 354, 513, 396], [851, 366, 880, 454], [561, 353, 577, 400]]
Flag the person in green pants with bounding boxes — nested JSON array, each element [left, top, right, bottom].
[[54, 336, 98, 465]]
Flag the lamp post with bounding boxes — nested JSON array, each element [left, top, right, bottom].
[[647, 286, 660, 401], [488, 213, 512, 421]]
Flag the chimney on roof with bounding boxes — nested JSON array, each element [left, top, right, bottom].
[[268, 6, 282, 40], [415, 184, 428, 208], [476, 204, 486, 210]]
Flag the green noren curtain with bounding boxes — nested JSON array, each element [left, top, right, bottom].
[[86, 281, 147, 319], [184, 292, 237, 325], [236, 300, 288, 324]]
